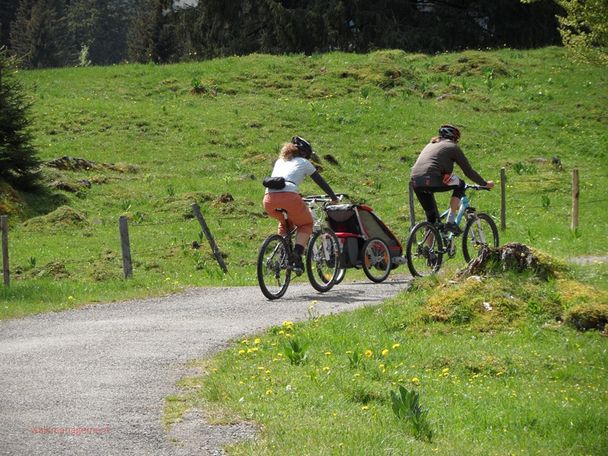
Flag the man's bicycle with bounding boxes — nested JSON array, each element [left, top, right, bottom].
[[405, 184, 499, 277], [257, 195, 342, 300]]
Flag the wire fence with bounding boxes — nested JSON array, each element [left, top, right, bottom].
[[1, 168, 604, 287]]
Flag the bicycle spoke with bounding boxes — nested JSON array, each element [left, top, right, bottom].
[[462, 213, 499, 262], [306, 229, 340, 292], [406, 222, 443, 277], [257, 235, 291, 299]]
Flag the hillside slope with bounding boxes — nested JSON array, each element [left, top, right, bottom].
[[1, 46, 606, 313]]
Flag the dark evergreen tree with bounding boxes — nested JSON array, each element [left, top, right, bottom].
[[10, 0, 70, 68], [0, 48, 40, 189], [477, 0, 562, 49], [0, 0, 19, 48], [67, 0, 141, 65], [128, 0, 179, 63]]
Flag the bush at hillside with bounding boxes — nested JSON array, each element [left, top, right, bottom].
[[0, 49, 41, 190]]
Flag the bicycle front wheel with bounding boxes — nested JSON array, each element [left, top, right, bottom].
[[334, 268, 346, 285], [462, 213, 499, 262], [405, 222, 443, 277], [257, 234, 291, 300], [362, 237, 391, 283], [306, 229, 341, 292]]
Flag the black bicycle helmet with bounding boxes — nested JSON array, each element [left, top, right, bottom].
[[291, 136, 313, 159], [438, 124, 461, 141]]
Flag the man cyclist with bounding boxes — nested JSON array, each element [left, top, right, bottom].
[[410, 124, 494, 234]]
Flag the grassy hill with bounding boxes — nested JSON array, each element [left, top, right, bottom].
[[1, 46, 607, 316]]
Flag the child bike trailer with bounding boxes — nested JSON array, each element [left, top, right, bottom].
[[325, 203, 403, 283]]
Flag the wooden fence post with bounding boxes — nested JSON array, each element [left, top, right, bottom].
[[408, 180, 416, 231], [119, 216, 133, 279], [500, 167, 506, 231], [571, 168, 579, 232], [1, 215, 9, 287], [192, 203, 228, 273]]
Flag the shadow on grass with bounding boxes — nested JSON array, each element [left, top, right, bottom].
[[20, 186, 70, 219]]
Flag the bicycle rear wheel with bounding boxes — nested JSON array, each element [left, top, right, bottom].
[[405, 222, 443, 277], [257, 234, 291, 299], [462, 213, 499, 262], [306, 228, 340, 292], [362, 237, 391, 283]]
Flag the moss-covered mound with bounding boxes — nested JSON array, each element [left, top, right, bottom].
[[0, 180, 24, 217], [416, 245, 607, 333], [22, 205, 88, 230]]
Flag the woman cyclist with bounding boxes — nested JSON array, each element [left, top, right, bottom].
[[410, 124, 494, 234], [263, 136, 338, 273]]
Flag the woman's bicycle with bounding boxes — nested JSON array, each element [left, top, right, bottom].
[[257, 195, 343, 300], [405, 184, 499, 277]]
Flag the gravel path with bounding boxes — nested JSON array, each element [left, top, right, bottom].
[[0, 279, 409, 456]]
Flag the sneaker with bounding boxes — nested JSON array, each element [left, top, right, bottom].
[[445, 222, 462, 236], [292, 254, 304, 276]]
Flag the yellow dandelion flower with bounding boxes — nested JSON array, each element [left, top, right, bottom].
[[254, 338, 261, 345], [411, 377, 420, 385], [353, 373, 361, 378], [324, 351, 332, 356], [278, 330, 285, 335], [322, 366, 330, 372], [238, 349, 245, 355], [392, 343, 400, 349], [361, 405, 369, 411], [364, 350, 373, 358], [381, 349, 389, 357], [265, 389, 273, 396]]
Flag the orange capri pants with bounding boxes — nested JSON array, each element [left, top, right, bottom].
[[263, 192, 313, 247]]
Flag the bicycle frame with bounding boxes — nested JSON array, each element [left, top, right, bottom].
[[439, 193, 470, 228], [438, 187, 490, 250]]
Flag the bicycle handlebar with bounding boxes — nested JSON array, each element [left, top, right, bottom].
[[464, 184, 490, 191], [302, 194, 348, 203]]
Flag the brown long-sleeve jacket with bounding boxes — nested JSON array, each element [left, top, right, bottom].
[[410, 139, 487, 186]]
